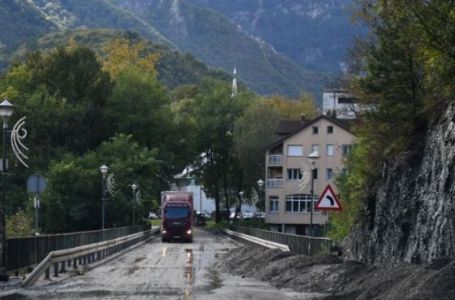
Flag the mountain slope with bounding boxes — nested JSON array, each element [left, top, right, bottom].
[[109, 0, 325, 97], [18, 29, 231, 91], [0, 0, 54, 68], [0, 0, 339, 98], [29, 0, 172, 46], [188, 0, 364, 74]]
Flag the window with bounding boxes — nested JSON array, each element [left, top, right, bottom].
[[312, 126, 319, 134], [287, 145, 303, 156], [326, 168, 333, 180], [327, 126, 334, 134], [311, 144, 319, 155], [342, 144, 352, 157], [269, 196, 279, 212], [287, 169, 302, 180], [312, 168, 318, 180], [327, 144, 334, 156], [164, 207, 190, 218], [285, 194, 317, 213], [338, 97, 355, 104]]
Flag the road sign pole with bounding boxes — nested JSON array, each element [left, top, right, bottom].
[[34, 194, 39, 234], [27, 174, 47, 235], [310, 168, 314, 237]]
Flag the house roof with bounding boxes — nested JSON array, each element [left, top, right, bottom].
[[275, 120, 307, 135], [266, 115, 355, 150]]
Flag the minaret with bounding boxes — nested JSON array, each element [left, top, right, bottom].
[[231, 67, 238, 98]]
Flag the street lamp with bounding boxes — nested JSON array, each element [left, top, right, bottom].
[[307, 151, 320, 237], [257, 179, 264, 212], [100, 164, 108, 239], [131, 183, 137, 225], [0, 99, 13, 281], [237, 191, 244, 221]]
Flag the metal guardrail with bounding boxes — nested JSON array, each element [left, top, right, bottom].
[[22, 229, 156, 287], [232, 226, 332, 256], [7, 225, 146, 272], [223, 229, 290, 251]]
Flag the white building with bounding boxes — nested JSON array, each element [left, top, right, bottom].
[[322, 90, 360, 119], [173, 168, 216, 214]]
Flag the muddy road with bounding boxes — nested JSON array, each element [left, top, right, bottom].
[[17, 229, 322, 299]]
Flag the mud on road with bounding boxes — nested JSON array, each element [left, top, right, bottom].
[[216, 245, 455, 300], [14, 229, 322, 299]]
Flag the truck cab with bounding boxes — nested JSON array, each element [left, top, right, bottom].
[[160, 191, 194, 242]]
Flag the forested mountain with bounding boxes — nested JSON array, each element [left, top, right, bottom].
[[0, 0, 360, 98], [188, 0, 364, 73], [0, 0, 54, 69], [109, 0, 325, 97]]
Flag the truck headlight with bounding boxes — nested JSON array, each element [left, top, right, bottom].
[[162, 230, 167, 234], [186, 229, 192, 235]]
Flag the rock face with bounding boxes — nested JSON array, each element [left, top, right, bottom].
[[347, 103, 455, 264]]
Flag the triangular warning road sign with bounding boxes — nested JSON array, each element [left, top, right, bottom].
[[315, 184, 342, 211]]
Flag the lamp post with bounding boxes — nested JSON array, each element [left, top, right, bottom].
[[131, 183, 137, 225], [307, 151, 320, 237], [100, 164, 108, 240], [0, 99, 13, 281], [257, 179, 264, 212], [237, 191, 244, 221]]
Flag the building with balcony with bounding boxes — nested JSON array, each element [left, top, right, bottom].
[[264, 115, 356, 236]]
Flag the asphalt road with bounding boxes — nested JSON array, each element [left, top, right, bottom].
[[17, 229, 319, 299]]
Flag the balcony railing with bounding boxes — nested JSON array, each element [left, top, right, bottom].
[[268, 155, 283, 165], [266, 178, 283, 188]]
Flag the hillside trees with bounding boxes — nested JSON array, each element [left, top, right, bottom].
[[331, 0, 455, 240]]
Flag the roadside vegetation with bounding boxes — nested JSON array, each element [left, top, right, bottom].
[[329, 1, 455, 240]]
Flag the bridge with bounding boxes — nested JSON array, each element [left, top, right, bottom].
[[1, 226, 333, 299]]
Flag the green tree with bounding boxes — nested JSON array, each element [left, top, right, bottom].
[[41, 134, 160, 233], [233, 101, 282, 204], [191, 79, 249, 222]]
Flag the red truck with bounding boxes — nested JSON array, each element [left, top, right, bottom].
[[160, 191, 194, 242]]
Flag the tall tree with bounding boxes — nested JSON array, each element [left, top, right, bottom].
[[191, 79, 249, 222], [233, 101, 282, 202]]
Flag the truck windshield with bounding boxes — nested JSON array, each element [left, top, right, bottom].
[[164, 207, 190, 219]]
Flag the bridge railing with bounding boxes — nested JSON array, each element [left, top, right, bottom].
[[231, 226, 333, 256], [22, 229, 156, 287], [7, 225, 147, 272]]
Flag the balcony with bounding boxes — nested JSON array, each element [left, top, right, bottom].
[[268, 155, 283, 165], [266, 178, 283, 188]]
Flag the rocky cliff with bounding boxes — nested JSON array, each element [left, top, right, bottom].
[[346, 103, 455, 265]]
